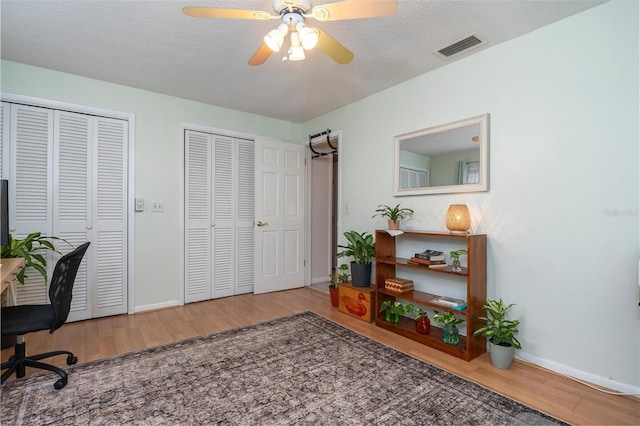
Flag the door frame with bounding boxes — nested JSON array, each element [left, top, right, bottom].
[[0, 92, 136, 314], [304, 130, 342, 286], [178, 123, 306, 304]]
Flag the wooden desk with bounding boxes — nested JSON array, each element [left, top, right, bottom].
[[1, 257, 25, 294]]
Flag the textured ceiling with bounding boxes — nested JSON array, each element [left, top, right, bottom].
[[1, 0, 604, 123]]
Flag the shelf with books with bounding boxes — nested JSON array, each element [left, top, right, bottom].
[[377, 288, 468, 313], [374, 229, 487, 362], [388, 256, 468, 276]]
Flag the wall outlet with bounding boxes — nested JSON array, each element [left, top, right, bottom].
[[135, 198, 144, 212], [152, 201, 164, 212]]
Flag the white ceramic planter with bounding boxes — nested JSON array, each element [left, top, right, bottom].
[[489, 342, 515, 369]]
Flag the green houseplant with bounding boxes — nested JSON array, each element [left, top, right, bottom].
[[336, 231, 375, 287], [337, 263, 350, 284], [449, 249, 468, 272], [1, 232, 70, 285], [433, 310, 464, 345], [472, 298, 522, 369], [379, 300, 414, 324], [372, 203, 414, 230]]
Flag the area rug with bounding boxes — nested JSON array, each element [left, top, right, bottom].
[[1, 311, 566, 425]]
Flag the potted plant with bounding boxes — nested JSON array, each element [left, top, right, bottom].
[[415, 308, 431, 335], [433, 310, 464, 345], [372, 203, 414, 230], [328, 273, 339, 307], [379, 300, 414, 324], [472, 299, 522, 369], [449, 249, 468, 272], [1, 232, 70, 284], [336, 231, 375, 287], [337, 263, 350, 284]]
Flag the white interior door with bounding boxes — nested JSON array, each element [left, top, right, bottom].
[[254, 139, 305, 294]]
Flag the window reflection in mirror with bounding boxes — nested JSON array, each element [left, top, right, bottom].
[[394, 114, 489, 196]]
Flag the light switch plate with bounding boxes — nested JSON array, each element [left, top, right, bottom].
[[135, 198, 144, 212], [152, 201, 164, 212]]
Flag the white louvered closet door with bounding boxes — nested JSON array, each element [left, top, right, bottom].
[[235, 138, 255, 295], [92, 117, 128, 318], [212, 135, 235, 299], [0, 103, 9, 177], [185, 130, 212, 303], [184, 131, 254, 303], [54, 111, 92, 321], [1, 103, 127, 319], [10, 104, 54, 305]]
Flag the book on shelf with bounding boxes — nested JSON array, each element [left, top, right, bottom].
[[408, 257, 447, 267], [414, 249, 445, 262], [431, 296, 466, 309]]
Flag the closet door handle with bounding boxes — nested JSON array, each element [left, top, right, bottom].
[[256, 221, 269, 227]]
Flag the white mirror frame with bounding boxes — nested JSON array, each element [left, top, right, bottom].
[[393, 113, 489, 196]]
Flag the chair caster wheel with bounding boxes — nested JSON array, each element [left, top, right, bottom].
[[54, 378, 67, 390], [67, 355, 78, 365]]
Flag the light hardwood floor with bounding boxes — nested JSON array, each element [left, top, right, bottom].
[[2, 287, 638, 425]]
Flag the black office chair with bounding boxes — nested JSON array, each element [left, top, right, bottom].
[[1, 241, 90, 389]]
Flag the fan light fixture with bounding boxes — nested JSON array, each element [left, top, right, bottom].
[[288, 31, 306, 60], [264, 12, 318, 61], [264, 23, 288, 51], [183, 0, 399, 66], [297, 23, 319, 49]]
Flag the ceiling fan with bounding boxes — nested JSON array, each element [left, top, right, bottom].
[[183, 0, 397, 65]]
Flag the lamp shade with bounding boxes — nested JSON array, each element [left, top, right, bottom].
[[445, 204, 471, 233], [297, 24, 319, 50], [288, 31, 305, 61], [264, 23, 288, 52]]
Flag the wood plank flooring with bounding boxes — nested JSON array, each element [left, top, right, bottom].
[[2, 287, 638, 425]]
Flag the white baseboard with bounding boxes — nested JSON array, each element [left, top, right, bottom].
[[311, 276, 329, 285], [134, 300, 181, 313], [515, 351, 640, 395]]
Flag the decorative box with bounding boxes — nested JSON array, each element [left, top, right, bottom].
[[338, 282, 375, 322], [385, 277, 414, 293]]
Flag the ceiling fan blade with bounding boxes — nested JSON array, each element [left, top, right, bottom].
[[311, 0, 397, 22], [183, 7, 275, 20], [314, 28, 354, 64], [248, 43, 274, 66]]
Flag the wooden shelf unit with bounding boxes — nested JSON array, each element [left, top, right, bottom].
[[374, 230, 487, 361]]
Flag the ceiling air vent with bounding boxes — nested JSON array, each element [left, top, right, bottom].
[[434, 34, 485, 59]]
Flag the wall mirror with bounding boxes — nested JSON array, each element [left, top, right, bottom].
[[394, 113, 489, 196]]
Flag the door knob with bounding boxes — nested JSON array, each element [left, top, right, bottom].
[[256, 221, 269, 227]]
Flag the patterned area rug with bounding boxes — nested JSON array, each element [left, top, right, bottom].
[[1, 312, 566, 425]]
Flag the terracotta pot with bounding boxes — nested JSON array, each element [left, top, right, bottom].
[[329, 286, 339, 307], [388, 219, 400, 230]]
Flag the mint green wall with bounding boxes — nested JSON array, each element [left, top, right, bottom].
[[1, 60, 303, 308], [303, 1, 639, 389], [399, 150, 430, 170], [429, 148, 479, 187]]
